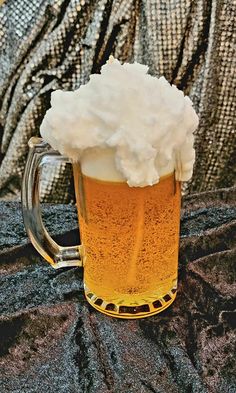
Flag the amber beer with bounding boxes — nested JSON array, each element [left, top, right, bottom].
[[73, 165, 181, 318]]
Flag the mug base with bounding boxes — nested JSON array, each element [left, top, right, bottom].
[[84, 284, 177, 319]]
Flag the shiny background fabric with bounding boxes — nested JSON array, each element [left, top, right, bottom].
[[0, 0, 235, 202]]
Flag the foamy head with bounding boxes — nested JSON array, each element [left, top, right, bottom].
[[40, 57, 198, 186]]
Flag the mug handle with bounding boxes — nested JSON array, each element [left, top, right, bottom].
[[21, 137, 83, 269]]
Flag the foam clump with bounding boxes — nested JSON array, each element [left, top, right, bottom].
[[40, 56, 198, 186]]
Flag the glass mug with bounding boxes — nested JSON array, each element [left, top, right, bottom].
[[22, 137, 181, 319]]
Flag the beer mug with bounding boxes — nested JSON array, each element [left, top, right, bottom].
[[22, 137, 181, 319]]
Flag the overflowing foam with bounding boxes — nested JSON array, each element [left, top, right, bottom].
[[40, 57, 198, 186]]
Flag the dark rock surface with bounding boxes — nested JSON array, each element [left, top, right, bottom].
[[0, 188, 236, 393]]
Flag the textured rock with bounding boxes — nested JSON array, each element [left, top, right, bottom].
[[0, 187, 236, 393]]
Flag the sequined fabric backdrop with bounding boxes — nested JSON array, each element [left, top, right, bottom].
[[0, 0, 235, 202]]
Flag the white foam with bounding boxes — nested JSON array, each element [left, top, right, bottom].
[[40, 57, 198, 186], [80, 147, 175, 181], [81, 148, 125, 181]]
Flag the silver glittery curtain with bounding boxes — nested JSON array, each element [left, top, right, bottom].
[[0, 0, 235, 202]]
